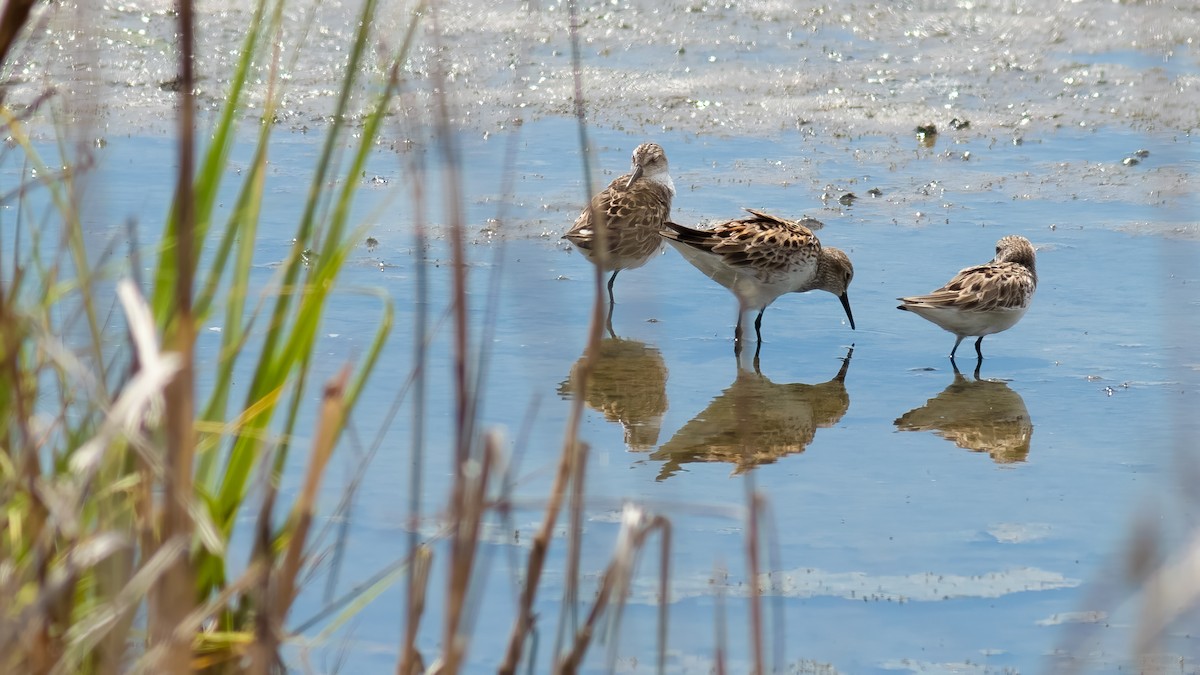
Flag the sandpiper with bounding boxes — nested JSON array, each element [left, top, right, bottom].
[[897, 235, 1037, 359], [661, 208, 855, 354], [563, 142, 674, 304]]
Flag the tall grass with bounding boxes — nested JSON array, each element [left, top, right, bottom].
[[0, 0, 397, 669], [0, 0, 780, 673]]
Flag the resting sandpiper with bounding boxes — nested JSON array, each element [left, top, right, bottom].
[[897, 235, 1037, 359], [563, 142, 674, 304]]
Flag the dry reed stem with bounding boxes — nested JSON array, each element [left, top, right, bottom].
[[0, 0, 36, 81], [1133, 528, 1200, 658], [398, 545, 432, 675], [275, 366, 349, 621], [608, 514, 671, 672], [499, 1, 611, 671], [134, 555, 269, 674], [499, 257, 604, 667], [426, 4, 480, 671], [557, 507, 670, 673], [714, 563, 728, 675], [654, 517, 671, 674], [498, 437, 586, 674], [249, 470, 279, 675], [399, 142, 430, 675], [51, 534, 182, 674], [556, 522, 627, 673], [243, 367, 348, 673], [151, 0, 197, 669], [557, 564, 615, 675], [762, 498, 785, 670], [746, 489, 765, 675], [560, 411, 590, 645], [442, 429, 498, 671]]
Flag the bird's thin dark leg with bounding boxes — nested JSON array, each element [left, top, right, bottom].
[[974, 336, 984, 360], [605, 303, 616, 339], [972, 357, 983, 380], [950, 335, 965, 358], [606, 270, 619, 305], [734, 315, 744, 355], [754, 309, 765, 344]]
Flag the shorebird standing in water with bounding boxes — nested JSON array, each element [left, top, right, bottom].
[[563, 142, 674, 309], [897, 235, 1037, 360], [661, 208, 855, 355]]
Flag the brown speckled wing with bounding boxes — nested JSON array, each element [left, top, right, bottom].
[[563, 175, 628, 248], [708, 211, 820, 269], [565, 173, 671, 260], [608, 180, 671, 227], [672, 208, 820, 266], [907, 262, 1036, 312]]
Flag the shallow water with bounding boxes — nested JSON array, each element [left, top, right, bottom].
[[6, 1, 1200, 668], [8, 114, 1197, 672]]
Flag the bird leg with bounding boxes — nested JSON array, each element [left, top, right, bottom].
[[949, 335, 965, 358], [973, 336, 985, 360], [734, 314, 744, 355], [754, 309, 765, 344], [606, 270, 619, 305]]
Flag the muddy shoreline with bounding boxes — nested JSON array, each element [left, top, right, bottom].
[[7, 0, 1198, 139]]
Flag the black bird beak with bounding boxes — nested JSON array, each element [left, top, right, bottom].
[[624, 164, 644, 189], [839, 292, 856, 330]]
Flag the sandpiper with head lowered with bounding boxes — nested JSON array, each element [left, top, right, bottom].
[[897, 235, 1037, 360], [563, 142, 674, 306], [661, 208, 855, 355]]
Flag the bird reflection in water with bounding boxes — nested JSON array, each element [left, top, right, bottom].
[[894, 359, 1033, 463], [557, 332, 669, 451], [651, 346, 853, 480]]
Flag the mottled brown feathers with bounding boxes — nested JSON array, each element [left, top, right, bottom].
[[661, 208, 856, 344], [902, 262, 1035, 313], [896, 235, 1037, 357], [563, 142, 674, 273], [898, 237, 1037, 314], [661, 208, 821, 273]]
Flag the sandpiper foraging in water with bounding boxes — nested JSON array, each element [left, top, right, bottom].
[[562, 142, 675, 305], [661, 208, 855, 355], [897, 234, 1037, 360]]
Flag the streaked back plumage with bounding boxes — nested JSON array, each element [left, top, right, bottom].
[[563, 142, 674, 273], [897, 235, 1038, 357], [662, 208, 853, 312], [661, 208, 856, 350]]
